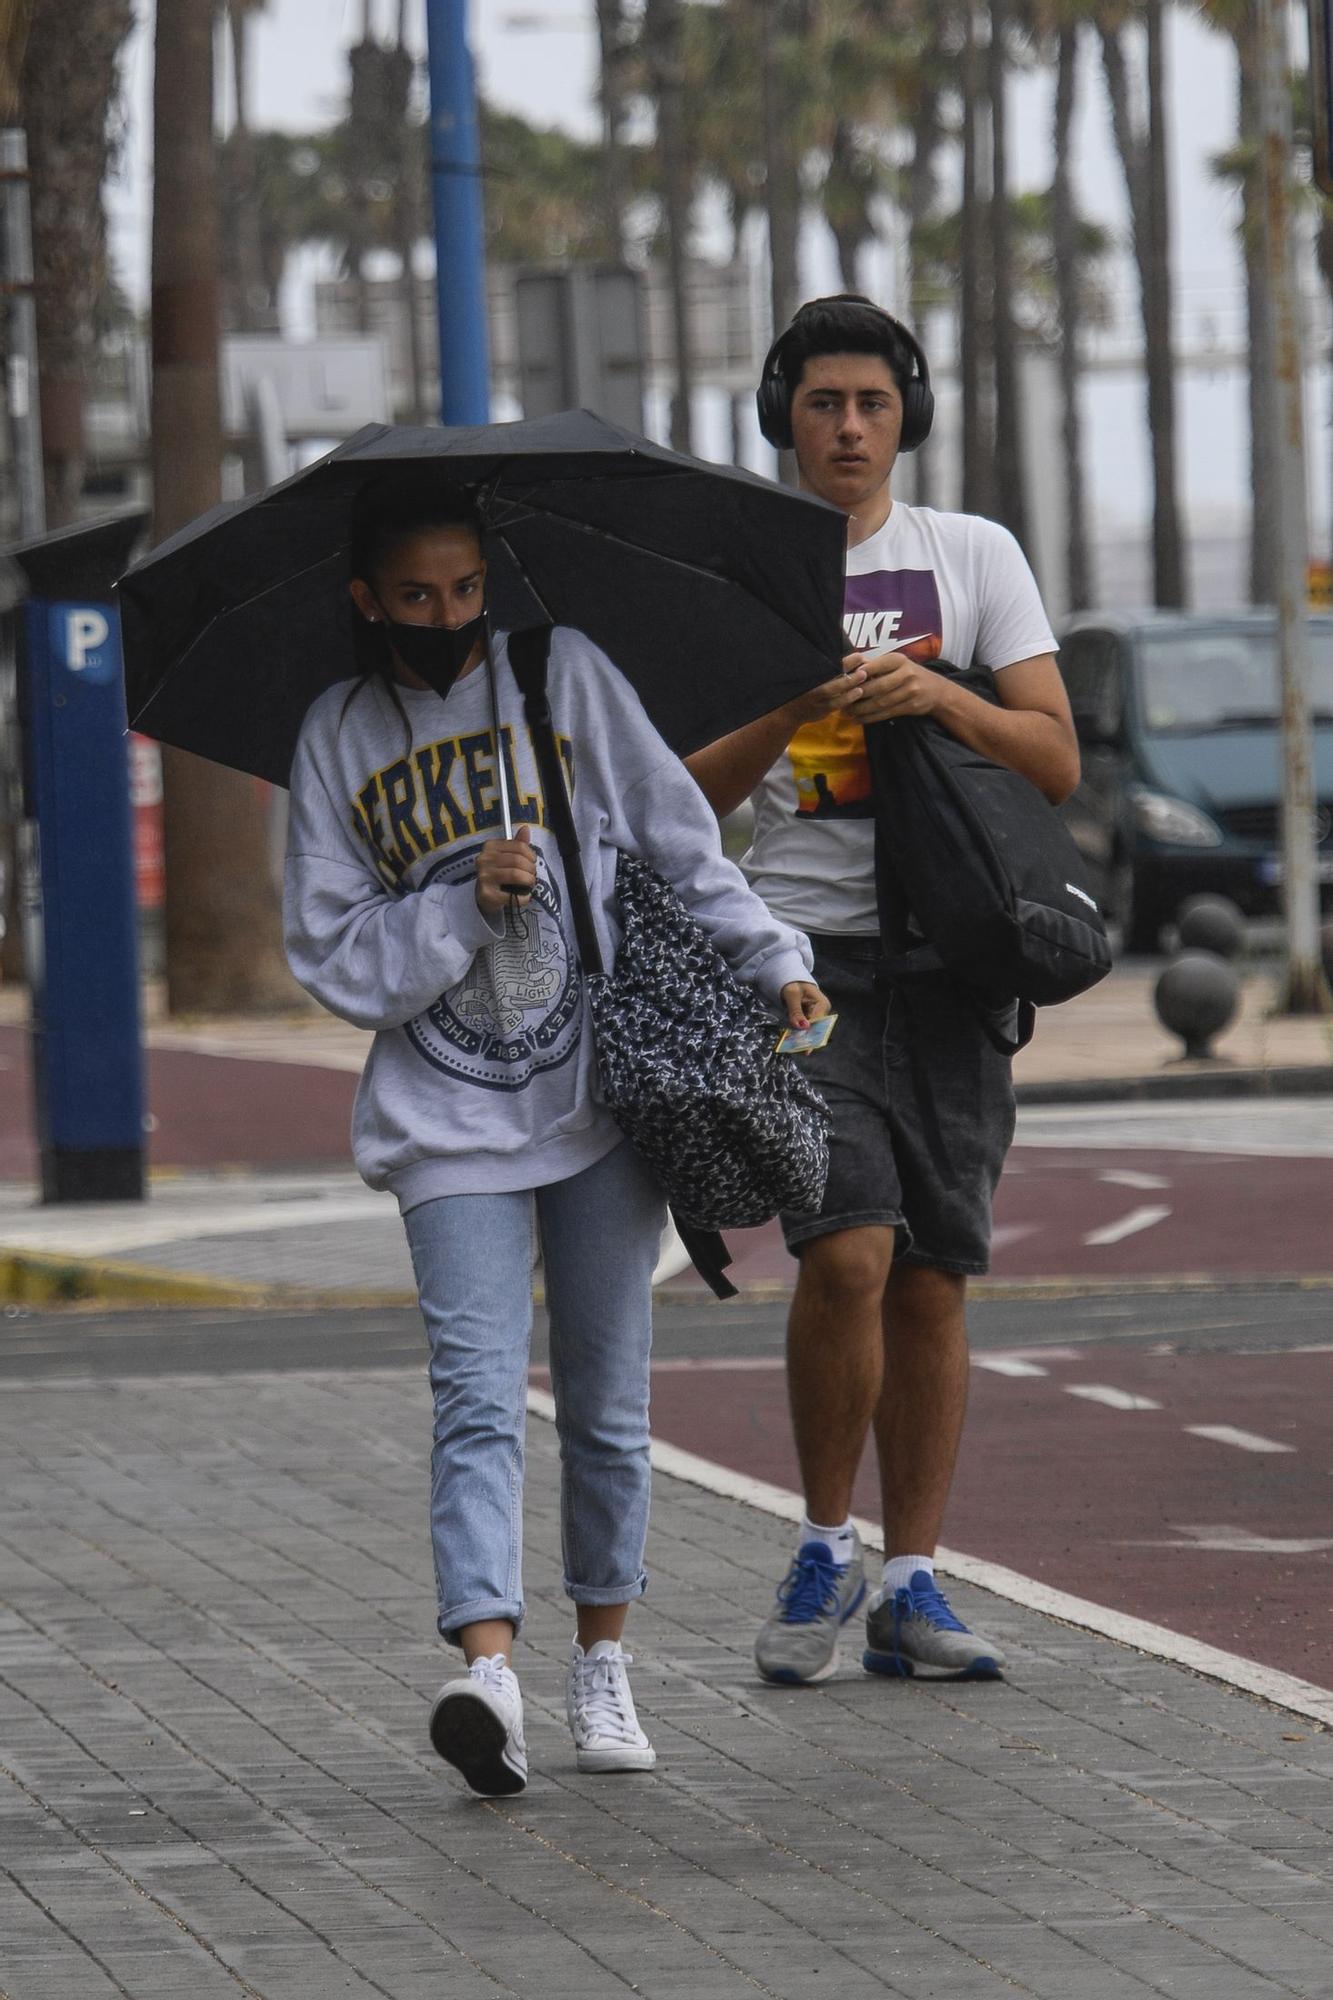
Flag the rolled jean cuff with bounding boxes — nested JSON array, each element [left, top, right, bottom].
[[563, 1568, 648, 1608], [438, 1593, 525, 1647]]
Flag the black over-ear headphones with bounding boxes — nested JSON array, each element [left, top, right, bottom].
[[756, 298, 934, 454]]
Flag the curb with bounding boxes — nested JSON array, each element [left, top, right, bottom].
[[1015, 1061, 1333, 1106], [0, 1249, 415, 1312], [6, 1245, 1333, 1312]]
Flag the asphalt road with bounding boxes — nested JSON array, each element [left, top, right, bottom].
[[6, 1282, 1329, 1691]]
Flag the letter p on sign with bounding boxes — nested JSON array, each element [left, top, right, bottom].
[[67, 609, 111, 670]]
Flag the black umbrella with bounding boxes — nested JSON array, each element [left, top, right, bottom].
[[119, 410, 847, 787]]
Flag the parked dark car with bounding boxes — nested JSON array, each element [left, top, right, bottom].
[[1058, 610, 1333, 951]]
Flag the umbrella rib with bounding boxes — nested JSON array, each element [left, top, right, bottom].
[[127, 544, 349, 719], [484, 491, 771, 598], [485, 488, 841, 660]]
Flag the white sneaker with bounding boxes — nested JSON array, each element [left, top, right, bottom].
[[567, 1640, 657, 1773], [429, 1653, 528, 1796]]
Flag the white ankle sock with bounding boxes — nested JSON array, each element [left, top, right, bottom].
[[800, 1516, 857, 1565], [883, 1554, 933, 1594]]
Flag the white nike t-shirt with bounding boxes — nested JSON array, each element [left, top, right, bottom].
[[741, 502, 1058, 934]]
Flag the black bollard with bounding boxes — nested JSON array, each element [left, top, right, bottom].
[[1175, 894, 1245, 961], [1153, 950, 1241, 1060]]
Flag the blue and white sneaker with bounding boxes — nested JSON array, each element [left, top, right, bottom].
[[755, 1532, 866, 1685], [863, 1570, 1006, 1679]]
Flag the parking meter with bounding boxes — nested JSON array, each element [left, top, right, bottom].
[[7, 513, 147, 1201]]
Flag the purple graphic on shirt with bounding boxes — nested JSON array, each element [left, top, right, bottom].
[[842, 568, 942, 663], [787, 567, 945, 821]]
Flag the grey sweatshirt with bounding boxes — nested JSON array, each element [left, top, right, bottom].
[[284, 625, 814, 1210]]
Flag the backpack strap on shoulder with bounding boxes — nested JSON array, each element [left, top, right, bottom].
[[507, 624, 604, 976]]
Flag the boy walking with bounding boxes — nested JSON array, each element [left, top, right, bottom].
[[686, 295, 1080, 1683]]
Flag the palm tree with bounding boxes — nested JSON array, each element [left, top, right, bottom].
[[1032, 0, 1100, 608], [642, 0, 696, 450], [1096, 0, 1187, 606], [594, 0, 632, 259], [0, 2, 32, 122], [1200, 0, 1278, 603], [19, 0, 135, 526], [989, 0, 1030, 548], [959, 3, 993, 516], [218, 0, 277, 332], [152, 0, 293, 1014], [903, 10, 949, 508]]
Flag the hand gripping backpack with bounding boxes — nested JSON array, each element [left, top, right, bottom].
[[864, 661, 1111, 1053], [508, 625, 830, 1298]]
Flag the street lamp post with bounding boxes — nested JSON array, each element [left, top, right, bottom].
[[425, 0, 490, 425]]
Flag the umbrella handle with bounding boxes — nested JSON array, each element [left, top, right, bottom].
[[483, 614, 515, 841]]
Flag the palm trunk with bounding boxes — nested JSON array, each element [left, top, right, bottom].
[[1143, 0, 1184, 605], [644, 0, 694, 452], [152, 0, 294, 1015], [906, 28, 943, 510], [959, 4, 991, 516], [387, 36, 426, 424], [595, 0, 631, 259], [1237, 16, 1278, 602], [20, 0, 135, 527], [826, 117, 863, 292], [1053, 23, 1092, 609], [222, 1, 275, 331], [761, 0, 800, 336], [1099, 9, 1186, 607], [988, 0, 1027, 548]]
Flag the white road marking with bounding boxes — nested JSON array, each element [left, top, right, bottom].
[[1015, 1097, 1333, 1159], [0, 1191, 396, 1259], [1184, 1424, 1296, 1454], [529, 1389, 1333, 1729], [1083, 1204, 1172, 1247], [1065, 1383, 1162, 1411], [990, 1223, 1039, 1251], [973, 1356, 1049, 1378], [1151, 1524, 1333, 1554], [1098, 1168, 1172, 1191]]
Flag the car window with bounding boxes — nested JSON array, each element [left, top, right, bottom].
[[1063, 632, 1123, 739], [1136, 629, 1333, 731]]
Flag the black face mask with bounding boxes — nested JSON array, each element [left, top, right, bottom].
[[380, 609, 486, 699]]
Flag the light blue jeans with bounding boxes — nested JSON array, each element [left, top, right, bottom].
[[403, 1140, 666, 1643]]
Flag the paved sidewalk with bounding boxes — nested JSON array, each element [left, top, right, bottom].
[[3, 1355, 1332, 2000], [122, 961, 1333, 1093]]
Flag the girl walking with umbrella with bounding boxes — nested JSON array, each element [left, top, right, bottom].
[[283, 474, 828, 1797]]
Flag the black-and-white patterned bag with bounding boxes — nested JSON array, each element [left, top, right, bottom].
[[588, 851, 829, 1230], [509, 628, 829, 1261]]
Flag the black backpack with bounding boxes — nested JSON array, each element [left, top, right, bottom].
[[865, 663, 1111, 1051]]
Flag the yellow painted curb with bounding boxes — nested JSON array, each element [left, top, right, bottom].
[[0, 1249, 416, 1311], [6, 1248, 1331, 1314]]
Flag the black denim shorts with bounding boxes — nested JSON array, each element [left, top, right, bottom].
[[780, 935, 1018, 1276]]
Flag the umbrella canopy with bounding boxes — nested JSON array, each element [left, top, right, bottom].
[[119, 410, 847, 787]]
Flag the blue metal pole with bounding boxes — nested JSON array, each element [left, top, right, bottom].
[[425, 0, 491, 425]]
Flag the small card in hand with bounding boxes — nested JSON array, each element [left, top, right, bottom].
[[776, 1014, 838, 1056]]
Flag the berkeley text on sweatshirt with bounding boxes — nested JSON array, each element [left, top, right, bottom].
[[284, 625, 814, 1210]]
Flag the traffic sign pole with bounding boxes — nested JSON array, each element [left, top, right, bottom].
[[425, 0, 490, 426]]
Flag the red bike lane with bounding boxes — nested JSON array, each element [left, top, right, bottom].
[[644, 1337, 1333, 1690]]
